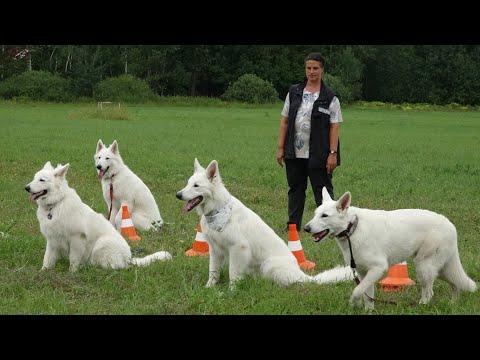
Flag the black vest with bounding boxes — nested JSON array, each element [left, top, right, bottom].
[[284, 79, 341, 168]]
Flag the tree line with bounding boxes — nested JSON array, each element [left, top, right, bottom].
[[1, 45, 479, 105]]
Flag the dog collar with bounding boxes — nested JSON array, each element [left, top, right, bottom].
[[336, 215, 359, 238], [46, 204, 55, 220], [205, 197, 233, 232]]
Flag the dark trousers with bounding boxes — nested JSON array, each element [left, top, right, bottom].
[[285, 158, 334, 231]]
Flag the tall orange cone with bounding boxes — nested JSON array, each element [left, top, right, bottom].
[[288, 223, 315, 271], [185, 224, 209, 256], [120, 203, 141, 241], [379, 261, 415, 291]]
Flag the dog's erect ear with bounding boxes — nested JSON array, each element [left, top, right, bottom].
[[322, 187, 333, 203], [96, 139, 104, 153], [336, 191, 351, 213], [54, 163, 70, 178], [43, 161, 54, 170], [206, 160, 219, 182], [110, 140, 119, 154], [194, 158, 203, 172]]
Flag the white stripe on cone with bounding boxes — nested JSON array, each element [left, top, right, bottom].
[[288, 240, 303, 252], [122, 218, 134, 228], [196, 231, 207, 242]]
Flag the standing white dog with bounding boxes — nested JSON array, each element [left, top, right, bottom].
[[304, 187, 477, 310], [176, 158, 352, 289], [94, 139, 164, 232], [25, 161, 172, 272]]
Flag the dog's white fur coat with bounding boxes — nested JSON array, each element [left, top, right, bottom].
[[25, 162, 171, 271], [304, 187, 477, 310], [94, 139, 164, 232], [176, 159, 353, 289]]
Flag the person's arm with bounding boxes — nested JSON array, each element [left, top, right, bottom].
[[277, 92, 291, 167], [277, 116, 288, 167], [326, 95, 342, 174], [326, 121, 340, 174]]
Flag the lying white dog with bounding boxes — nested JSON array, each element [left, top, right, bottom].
[[94, 139, 164, 232], [25, 161, 172, 272], [304, 187, 477, 310], [176, 158, 352, 289]]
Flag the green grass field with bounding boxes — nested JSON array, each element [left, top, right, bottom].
[[0, 101, 479, 315]]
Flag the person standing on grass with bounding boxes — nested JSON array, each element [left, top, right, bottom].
[[276, 52, 343, 232]]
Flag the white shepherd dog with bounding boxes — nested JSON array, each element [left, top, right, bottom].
[[94, 139, 164, 232], [25, 161, 172, 272], [176, 158, 352, 289], [304, 187, 477, 310]]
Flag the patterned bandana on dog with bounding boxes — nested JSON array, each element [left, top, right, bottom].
[[205, 197, 233, 232]]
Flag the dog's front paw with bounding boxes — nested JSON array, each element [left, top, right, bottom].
[[69, 264, 80, 272], [205, 279, 218, 288], [205, 280, 217, 287], [349, 294, 363, 308], [364, 302, 375, 311]]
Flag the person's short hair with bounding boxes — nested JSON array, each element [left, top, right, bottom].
[[305, 52, 325, 67]]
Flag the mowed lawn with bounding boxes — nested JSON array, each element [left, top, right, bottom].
[[0, 101, 479, 315]]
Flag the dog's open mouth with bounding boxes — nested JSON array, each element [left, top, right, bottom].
[[183, 196, 203, 212], [312, 229, 329, 242], [29, 190, 47, 202], [98, 166, 109, 180]]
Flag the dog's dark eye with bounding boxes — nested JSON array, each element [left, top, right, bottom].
[[105, 157, 109, 160], [194, 184, 199, 187], [40, 179, 45, 182], [321, 214, 328, 218]]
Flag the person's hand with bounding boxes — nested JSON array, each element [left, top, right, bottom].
[[276, 148, 284, 167], [326, 154, 337, 174]]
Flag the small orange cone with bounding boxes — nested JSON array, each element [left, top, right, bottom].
[[288, 223, 315, 270], [185, 224, 209, 256], [120, 203, 141, 241], [379, 261, 415, 291]]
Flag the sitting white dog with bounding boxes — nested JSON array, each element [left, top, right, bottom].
[[176, 158, 353, 289], [25, 161, 172, 272], [94, 139, 164, 232]]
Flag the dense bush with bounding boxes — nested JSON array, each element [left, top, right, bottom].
[[323, 73, 354, 104], [94, 74, 157, 103], [221, 74, 279, 104], [0, 70, 74, 102]]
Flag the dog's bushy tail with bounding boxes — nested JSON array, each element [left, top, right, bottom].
[[131, 251, 172, 266], [442, 253, 477, 293], [312, 265, 354, 284]]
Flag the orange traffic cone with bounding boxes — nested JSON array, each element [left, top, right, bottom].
[[185, 224, 209, 256], [288, 223, 315, 271], [379, 261, 415, 291], [120, 203, 141, 241]]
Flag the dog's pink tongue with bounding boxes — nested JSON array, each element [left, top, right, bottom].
[[28, 194, 36, 202], [98, 169, 106, 180]]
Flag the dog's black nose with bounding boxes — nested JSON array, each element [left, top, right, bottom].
[[176, 192, 182, 200], [25, 185, 30, 192], [96, 165, 102, 170], [304, 225, 311, 233]]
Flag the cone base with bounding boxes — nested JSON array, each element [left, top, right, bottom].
[[185, 249, 209, 257], [379, 277, 415, 291], [127, 235, 141, 241], [299, 260, 316, 271]]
